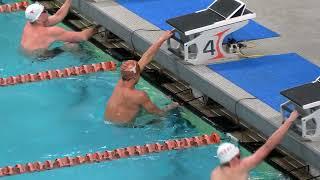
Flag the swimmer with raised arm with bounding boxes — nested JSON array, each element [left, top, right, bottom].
[[105, 30, 179, 126], [21, 0, 99, 59], [211, 111, 299, 180]]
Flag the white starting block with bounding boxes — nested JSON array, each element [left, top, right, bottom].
[[166, 0, 256, 65], [280, 77, 320, 141]]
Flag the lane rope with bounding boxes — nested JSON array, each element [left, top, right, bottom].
[[0, 61, 117, 87], [0, 133, 220, 177], [0, 1, 28, 13]]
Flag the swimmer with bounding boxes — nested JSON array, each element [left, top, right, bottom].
[[21, 0, 99, 59], [105, 30, 179, 125], [211, 111, 299, 180]]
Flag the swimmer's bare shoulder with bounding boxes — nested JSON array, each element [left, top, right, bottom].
[[129, 90, 149, 105], [211, 168, 218, 180]]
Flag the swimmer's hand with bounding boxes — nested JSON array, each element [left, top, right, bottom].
[[93, 24, 102, 30], [90, 21, 102, 29], [92, 24, 102, 34], [282, 110, 299, 124], [162, 102, 180, 114], [158, 30, 174, 42], [288, 110, 299, 122]]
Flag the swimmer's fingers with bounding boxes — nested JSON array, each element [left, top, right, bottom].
[[164, 95, 184, 106], [172, 101, 180, 108], [94, 24, 103, 30], [90, 21, 102, 29], [165, 94, 172, 100], [162, 102, 178, 113]]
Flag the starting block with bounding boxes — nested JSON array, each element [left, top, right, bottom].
[[280, 76, 320, 141], [166, 0, 256, 65]]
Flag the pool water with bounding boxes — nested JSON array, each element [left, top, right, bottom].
[[0, 6, 289, 180]]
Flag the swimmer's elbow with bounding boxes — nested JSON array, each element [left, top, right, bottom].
[[75, 36, 87, 42], [140, 92, 164, 115], [147, 107, 164, 116]]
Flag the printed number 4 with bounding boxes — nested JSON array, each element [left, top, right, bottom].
[[203, 40, 215, 55]]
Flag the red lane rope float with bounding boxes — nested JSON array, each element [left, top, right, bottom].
[[0, 133, 220, 177], [0, 61, 116, 87], [0, 1, 29, 13]]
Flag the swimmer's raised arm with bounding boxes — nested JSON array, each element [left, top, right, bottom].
[[138, 30, 173, 71], [47, 0, 72, 26], [240, 111, 299, 170]]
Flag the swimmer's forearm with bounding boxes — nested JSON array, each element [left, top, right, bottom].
[[148, 103, 178, 116], [48, 0, 72, 25], [147, 107, 165, 116], [262, 120, 293, 152], [143, 101, 165, 116], [261, 111, 297, 152], [56, 0, 72, 18], [138, 39, 165, 71], [243, 111, 298, 169], [160, 102, 179, 115], [77, 27, 96, 41]]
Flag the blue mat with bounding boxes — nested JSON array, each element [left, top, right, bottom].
[[116, 0, 279, 42], [208, 53, 320, 111]]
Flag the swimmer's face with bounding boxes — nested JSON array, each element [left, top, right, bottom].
[[37, 9, 49, 23], [229, 153, 241, 166]]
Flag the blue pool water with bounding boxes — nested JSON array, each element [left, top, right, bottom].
[[0, 8, 287, 180]]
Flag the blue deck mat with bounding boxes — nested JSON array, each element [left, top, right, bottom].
[[208, 53, 320, 111], [116, 0, 279, 42]]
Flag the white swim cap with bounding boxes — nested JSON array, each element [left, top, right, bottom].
[[25, 3, 44, 22], [217, 143, 240, 164]]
